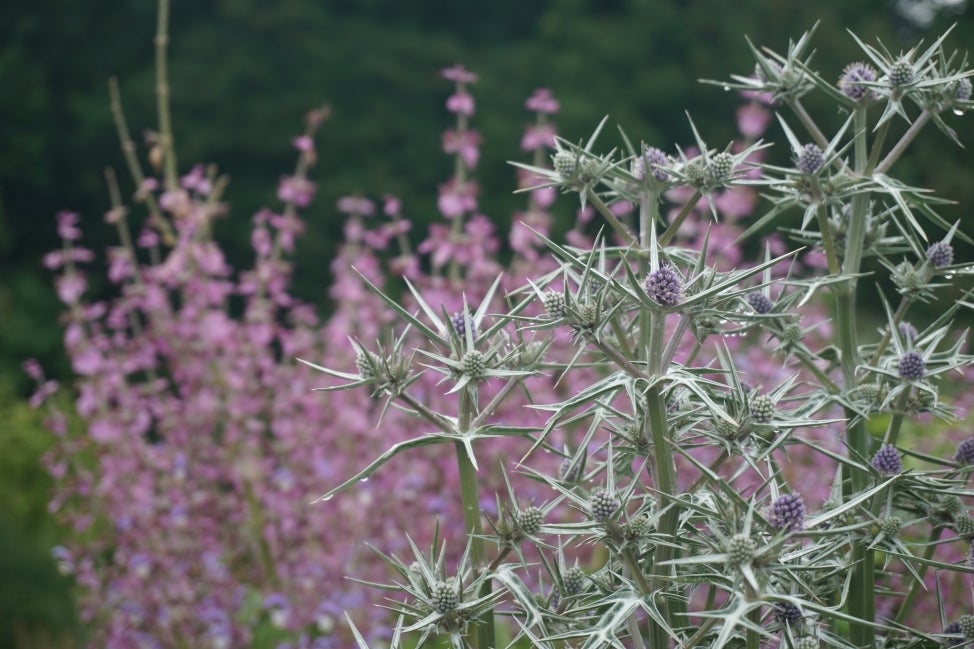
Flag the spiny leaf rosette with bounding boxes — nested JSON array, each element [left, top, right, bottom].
[[33, 16, 974, 649]]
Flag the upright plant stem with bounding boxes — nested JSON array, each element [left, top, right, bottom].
[[836, 107, 874, 648], [154, 0, 178, 190], [454, 389, 493, 649]]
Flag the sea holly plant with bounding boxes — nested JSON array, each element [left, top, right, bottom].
[[30, 6, 974, 649], [306, 26, 974, 649]]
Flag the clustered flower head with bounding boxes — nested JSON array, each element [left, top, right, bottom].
[[589, 487, 620, 523], [708, 152, 735, 181], [871, 444, 903, 475], [724, 533, 758, 567], [795, 143, 825, 174], [451, 310, 476, 339], [767, 493, 805, 531], [541, 290, 568, 320], [641, 147, 671, 182], [749, 393, 776, 424], [562, 566, 586, 595], [926, 240, 954, 268], [898, 350, 926, 380], [774, 601, 803, 625], [956, 77, 973, 102], [517, 506, 544, 535], [888, 58, 915, 87], [839, 61, 878, 101], [746, 291, 773, 314], [643, 266, 682, 307], [431, 580, 460, 614], [955, 438, 974, 465]]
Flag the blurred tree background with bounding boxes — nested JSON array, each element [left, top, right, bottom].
[[1, 0, 971, 645]]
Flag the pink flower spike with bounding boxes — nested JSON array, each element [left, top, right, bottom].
[[526, 88, 560, 114], [520, 123, 557, 151], [441, 64, 478, 83], [56, 273, 87, 305], [292, 135, 314, 152], [23, 358, 44, 381], [736, 102, 772, 139], [446, 91, 475, 116], [442, 129, 481, 168], [383, 195, 401, 217], [56, 211, 82, 241], [277, 176, 317, 208], [336, 196, 376, 217]]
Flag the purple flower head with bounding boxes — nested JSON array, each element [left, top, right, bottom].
[[451, 310, 476, 339], [898, 321, 917, 341], [898, 350, 926, 381], [773, 601, 803, 625], [643, 266, 682, 307], [633, 147, 670, 182], [839, 62, 878, 101], [954, 438, 974, 464], [794, 143, 825, 174], [767, 493, 805, 531], [926, 240, 954, 268], [746, 291, 773, 314], [871, 444, 902, 475], [956, 77, 973, 101]]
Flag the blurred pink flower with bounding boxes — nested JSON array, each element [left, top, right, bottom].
[[525, 88, 560, 114]]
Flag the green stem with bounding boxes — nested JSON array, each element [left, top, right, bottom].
[[454, 389, 493, 649], [788, 98, 830, 151], [869, 297, 913, 367], [874, 109, 932, 175], [814, 202, 841, 277], [154, 0, 178, 190], [839, 107, 874, 648], [893, 526, 943, 623], [658, 190, 701, 247], [866, 119, 891, 173], [244, 481, 279, 587], [647, 316, 679, 645], [881, 390, 910, 447], [746, 608, 761, 649], [108, 77, 176, 246], [587, 188, 637, 246]]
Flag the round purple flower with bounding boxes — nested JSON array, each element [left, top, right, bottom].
[[644, 147, 670, 181], [795, 143, 825, 174], [773, 601, 803, 625], [954, 438, 974, 464], [643, 266, 682, 307], [956, 77, 973, 102], [839, 62, 878, 101], [926, 240, 954, 268], [767, 493, 805, 531], [746, 291, 773, 314], [898, 321, 917, 341], [871, 444, 902, 475], [898, 350, 925, 381]]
